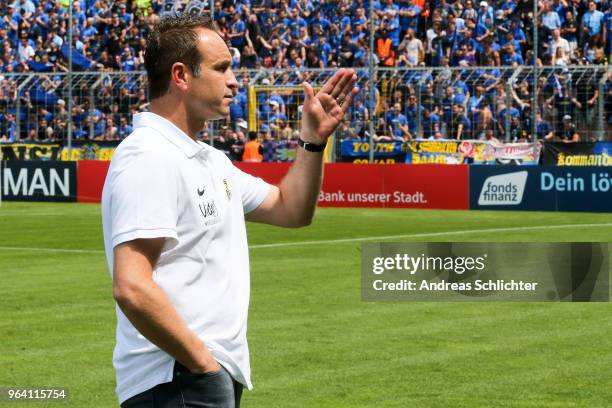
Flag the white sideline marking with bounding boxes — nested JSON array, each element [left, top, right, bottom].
[[0, 212, 83, 217], [0, 246, 104, 254], [249, 223, 612, 249], [0, 223, 609, 254]]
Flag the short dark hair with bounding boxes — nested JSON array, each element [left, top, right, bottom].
[[144, 14, 219, 100]]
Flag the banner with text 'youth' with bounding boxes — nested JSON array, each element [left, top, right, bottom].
[[469, 166, 612, 212]]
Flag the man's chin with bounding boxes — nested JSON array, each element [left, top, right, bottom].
[[205, 110, 229, 121]]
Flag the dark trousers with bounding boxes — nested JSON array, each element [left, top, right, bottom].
[[121, 362, 243, 408]]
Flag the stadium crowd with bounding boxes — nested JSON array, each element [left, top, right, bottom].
[[0, 0, 611, 152]]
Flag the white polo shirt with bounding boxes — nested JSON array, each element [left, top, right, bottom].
[[101, 112, 270, 404]]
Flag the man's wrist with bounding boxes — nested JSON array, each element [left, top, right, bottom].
[[189, 350, 220, 374], [298, 138, 327, 152]]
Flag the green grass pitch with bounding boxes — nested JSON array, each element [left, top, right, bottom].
[[1, 202, 611, 407]]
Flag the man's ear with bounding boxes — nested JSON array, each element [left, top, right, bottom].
[[170, 62, 189, 92]]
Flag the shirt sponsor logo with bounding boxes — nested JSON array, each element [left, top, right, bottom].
[[199, 201, 219, 219], [478, 171, 528, 205], [198, 200, 220, 226]]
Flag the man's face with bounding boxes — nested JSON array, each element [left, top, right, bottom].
[[184, 28, 238, 121]]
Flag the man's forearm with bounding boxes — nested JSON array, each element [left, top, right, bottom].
[[276, 144, 324, 226], [114, 276, 217, 373]]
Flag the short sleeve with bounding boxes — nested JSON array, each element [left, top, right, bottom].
[[231, 164, 271, 214], [109, 152, 179, 248]]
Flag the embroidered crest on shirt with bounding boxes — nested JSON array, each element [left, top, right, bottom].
[[223, 178, 232, 200]]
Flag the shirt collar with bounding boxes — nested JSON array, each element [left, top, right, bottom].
[[132, 112, 211, 159]]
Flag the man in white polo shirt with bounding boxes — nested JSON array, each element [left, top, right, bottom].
[[101, 14, 358, 408]]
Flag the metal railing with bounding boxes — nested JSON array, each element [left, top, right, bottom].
[[0, 66, 610, 159]]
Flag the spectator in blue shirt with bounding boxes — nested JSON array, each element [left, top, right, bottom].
[[13, 0, 35, 19], [405, 94, 424, 135], [501, 42, 524, 65], [501, 31, 522, 54], [84, 107, 104, 138], [381, 0, 401, 46], [117, 116, 132, 139], [542, 2, 562, 31], [350, 98, 369, 135], [386, 102, 411, 139], [497, 105, 520, 135], [605, 10, 612, 55], [441, 86, 459, 123], [116, 3, 132, 27], [421, 109, 441, 139], [338, 11, 352, 34], [234, 85, 248, 116], [477, 1, 494, 26], [313, 35, 333, 66], [72, 1, 87, 29], [500, 0, 516, 19], [32, 4, 49, 39], [261, 127, 278, 162], [269, 101, 288, 127], [311, 9, 331, 32], [582, 1, 605, 39], [296, 0, 315, 20], [452, 72, 470, 104], [352, 7, 368, 27], [228, 12, 247, 50], [229, 96, 245, 122], [120, 46, 138, 71], [81, 17, 98, 42], [0, 112, 16, 142], [535, 111, 554, 140], [399, 0, 420, 34], [551, 0, 566, 24], [352, 23, 367, 43]]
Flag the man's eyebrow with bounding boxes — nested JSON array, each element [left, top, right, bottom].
[[213, 59, 232, 69]]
